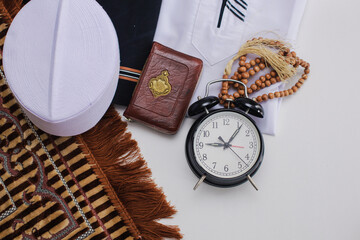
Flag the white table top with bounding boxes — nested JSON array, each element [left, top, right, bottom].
[[116, 0, 360, 239]]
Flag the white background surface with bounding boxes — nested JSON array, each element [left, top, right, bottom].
[[116, 0, 360, 239]]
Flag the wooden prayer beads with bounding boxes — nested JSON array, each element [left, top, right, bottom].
[[219, 38, 310, 105]]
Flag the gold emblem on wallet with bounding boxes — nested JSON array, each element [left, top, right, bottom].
[[149, 70, 172, 98]]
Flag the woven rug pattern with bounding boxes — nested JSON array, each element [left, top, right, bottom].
[[0, 1, 182, 239], [0, 78, 133, 240]]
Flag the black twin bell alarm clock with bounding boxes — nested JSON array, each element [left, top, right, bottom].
[[185, 79, 265, 190]]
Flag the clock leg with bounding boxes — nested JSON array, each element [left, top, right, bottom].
[[193, 175, 206, 190], [247, 175, 259, 191]]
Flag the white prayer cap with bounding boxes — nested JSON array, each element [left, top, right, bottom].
[[3, 0, 120, 136]]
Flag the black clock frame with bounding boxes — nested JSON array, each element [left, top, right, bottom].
[[185, 108, 265, 188]]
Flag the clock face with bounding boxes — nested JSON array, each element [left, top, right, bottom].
[[192, 110, 262, 179]]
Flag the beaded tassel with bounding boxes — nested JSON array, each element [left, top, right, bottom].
[[220, 37, 310, 106]]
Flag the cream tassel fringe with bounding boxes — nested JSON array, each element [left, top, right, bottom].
[[224, 38, 296, 81]]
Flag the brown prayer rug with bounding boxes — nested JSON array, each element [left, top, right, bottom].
[[0, 1, 182, 239]]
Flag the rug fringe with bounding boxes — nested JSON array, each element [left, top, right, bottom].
[[0, 2, 182, 238], [78, 106, 182, 240], [77, 135, 142, 239]]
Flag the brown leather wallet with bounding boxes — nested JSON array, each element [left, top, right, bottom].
[[123, 42, 203, 134]]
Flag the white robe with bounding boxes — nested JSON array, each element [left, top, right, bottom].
[[154, 0, 307, 135]]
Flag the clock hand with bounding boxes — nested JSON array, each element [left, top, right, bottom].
[[228, 147, 248, 167], [229, 145, 244, 149], [218, 136, 226, 143], [218, 136, 228, 149], [227, 124, 243, 145], [205, 143, 225, 147]]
